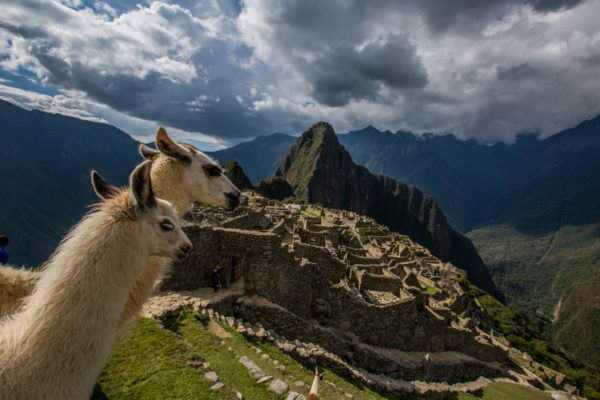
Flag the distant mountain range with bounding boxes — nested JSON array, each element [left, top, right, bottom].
[[0, 100, 140, 266]]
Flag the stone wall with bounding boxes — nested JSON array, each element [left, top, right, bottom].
[[297, 228, 328, 247], [222, 210, 271, 230], [293, 242, 346, 284], [237, 297, 506, 382], [358, 272, 403, 294], [162, 225, 312, 318], [162, 225, 219, 290], [347, 252, 381, 266]]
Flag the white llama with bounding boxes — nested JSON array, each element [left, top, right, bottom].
[[0, 161, 192, 400], [0, 127, 241, 324]]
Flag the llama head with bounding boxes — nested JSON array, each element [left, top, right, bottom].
[[139, 127, 241, 212], [92, 162, 193, 260]]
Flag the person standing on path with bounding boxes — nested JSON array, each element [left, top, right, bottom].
[[211, 262, 222, 292]]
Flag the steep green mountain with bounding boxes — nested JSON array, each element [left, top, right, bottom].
[[550, 276, 600, 368], [0, 100, 140, 266], [275, 121, 500, 297], [209, 133, 295, 184], [255, 177, 294, 200], [222, 160, 253, 190], [468, 115, 600, 368]]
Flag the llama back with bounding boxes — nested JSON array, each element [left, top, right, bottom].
[[0, 266, 38, 316]]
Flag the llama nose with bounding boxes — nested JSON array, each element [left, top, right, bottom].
[[180, 243, 193, 254], [225, 191, 240, 209]]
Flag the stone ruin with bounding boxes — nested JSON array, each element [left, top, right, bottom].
[[161, 192, 510, 395]]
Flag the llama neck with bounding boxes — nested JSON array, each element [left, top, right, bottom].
[[3, 210, 149, 393]]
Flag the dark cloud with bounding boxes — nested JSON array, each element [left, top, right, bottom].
[[496, 63, 542, 81], [529, 0, 586, 12], [306, 38, 428, 107]]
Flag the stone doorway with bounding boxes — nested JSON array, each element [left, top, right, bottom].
[[222, 255, 245, 288]]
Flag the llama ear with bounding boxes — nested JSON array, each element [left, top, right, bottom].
[[139, 144, 160, 160], [155, 127, 192, 164], [91, 170, 120, 200], [130, 160, 156, 210]]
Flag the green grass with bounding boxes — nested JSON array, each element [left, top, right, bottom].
[[455, 382, 551, 400], [302, 209, 320, 218], [357, 227, 387, 236], [95, 319, 238, 399], [426, 286, 439, 295], [165, 311, 284, 400], [95, 310, 393, 399]]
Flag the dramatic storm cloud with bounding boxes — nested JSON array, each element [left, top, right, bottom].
[[0, 0, 599, 144]]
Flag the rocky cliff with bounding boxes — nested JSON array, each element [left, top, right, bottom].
[[223, 160, 254, 190], [276, 122, 499, 297]]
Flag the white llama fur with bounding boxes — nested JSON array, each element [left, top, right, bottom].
[[0, 127, 240, 326], [0, 161, 192, 400], [0, 266, 37, 316]]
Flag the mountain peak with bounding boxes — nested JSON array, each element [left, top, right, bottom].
[[296, 121, 339, 148], [275, 121, 349, 199], [275, 122, 499, 296]]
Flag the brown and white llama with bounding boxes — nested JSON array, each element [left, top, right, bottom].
[[0, 161, 192, 400], [0, 127, 240, 323], [308, 367, 325, 400]]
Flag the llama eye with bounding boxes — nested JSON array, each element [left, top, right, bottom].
[[207, 166, 222, 177], [160, 220, 174, 231]]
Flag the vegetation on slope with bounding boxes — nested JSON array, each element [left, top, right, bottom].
[[551, 276, 600, 369], [460, 279, 600, 399], [469, 222, 600, 366], [223, 160, 254, 190]]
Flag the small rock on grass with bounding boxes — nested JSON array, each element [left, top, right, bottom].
[[210, 382, 225, 390], [286, 392, 306, 400], [186, 360, 202, 369], [235, 390, 244, 400], [268, 379, 289, 394], [293, 380, 305, 387], [204, 371, 219, 382], [257, 375, 273, 384]]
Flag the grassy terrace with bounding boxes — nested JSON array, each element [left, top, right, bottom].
[[302, 209, 321, 218], [94, 309, 564, 400], [456, 382, 551, 400], [94, 310, 390, 400]]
